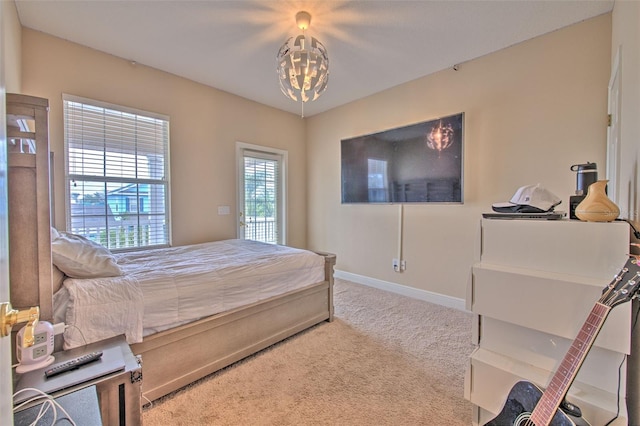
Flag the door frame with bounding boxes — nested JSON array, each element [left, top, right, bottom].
[[235, 141, 287, 245], [0, 2, 13, 421], [607, 45, 622, 205]]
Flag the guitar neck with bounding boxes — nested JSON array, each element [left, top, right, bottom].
[[486, 257, 640, 426], [530, 302, 611, 425]]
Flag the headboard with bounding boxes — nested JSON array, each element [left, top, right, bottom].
[[7, 93, 53, 321]]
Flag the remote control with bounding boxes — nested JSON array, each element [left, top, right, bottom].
[[44, 351, 103, 378]]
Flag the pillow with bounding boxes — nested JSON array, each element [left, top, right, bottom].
[[51, 231, 124, 278], [51, 263, 65, 293]]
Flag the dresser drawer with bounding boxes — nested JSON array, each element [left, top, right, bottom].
[[470, 263, 631, 354], [480, 219, 628, 278], [466, 347, 624, 426]]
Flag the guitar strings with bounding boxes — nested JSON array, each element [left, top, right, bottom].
[[503, 262, 639, 426], [524, 267, 636, 426]]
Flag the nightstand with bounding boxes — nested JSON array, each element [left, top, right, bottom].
[[14, 385, 102, 425], [14, 335, 142, 425]]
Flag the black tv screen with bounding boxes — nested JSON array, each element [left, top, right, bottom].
[[341, 113, 464, 204]]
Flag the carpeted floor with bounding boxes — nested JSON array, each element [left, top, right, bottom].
[[142, 279, 475, 425]]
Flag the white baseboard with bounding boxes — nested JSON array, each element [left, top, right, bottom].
[[334, 269, 468, 312]]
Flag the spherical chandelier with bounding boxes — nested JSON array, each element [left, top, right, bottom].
[[426, 120, 455, 152], [276, 11, 329, 117]]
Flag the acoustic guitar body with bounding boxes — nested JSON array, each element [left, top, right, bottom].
[[485, 381, 591, 426]]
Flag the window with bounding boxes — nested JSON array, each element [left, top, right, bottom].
[[367, 158, 389, 202], [236, 142, 286, 245], [63, 95, 170, 250]]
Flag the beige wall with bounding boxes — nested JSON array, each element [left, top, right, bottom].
[[21, 29, 308, 248], [307, 14, 612, 300], [2, 0, 21, 92], [14, 11, 631, 300], [612, 1, 640, 254]]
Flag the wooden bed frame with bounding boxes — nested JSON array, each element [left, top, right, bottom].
[[7, 93, 336, 404], [133, 253, 335, 402]]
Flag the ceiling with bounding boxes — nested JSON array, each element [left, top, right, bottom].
[[14, 0, 614, 117]]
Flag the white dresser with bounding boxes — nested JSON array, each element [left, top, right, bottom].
[[465, 218, 630, 425]]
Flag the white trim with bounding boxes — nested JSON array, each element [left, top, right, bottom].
[[235, 141, 288, 245], [62, 93, 170, 121], [334, 269, 468, 312], [606, 45, 622, 204]]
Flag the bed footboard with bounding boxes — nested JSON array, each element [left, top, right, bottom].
[[133, 252, 335, 403]]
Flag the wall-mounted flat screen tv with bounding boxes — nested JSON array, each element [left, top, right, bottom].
[[341, 112, 464, 204]]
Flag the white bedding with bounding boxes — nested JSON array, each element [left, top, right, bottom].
[[54, 239, 325, 349]]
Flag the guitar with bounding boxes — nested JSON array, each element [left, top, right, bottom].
[[485, 255, 640, 426]]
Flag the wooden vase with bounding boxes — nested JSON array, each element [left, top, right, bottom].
[[575, 180, 620, 222]]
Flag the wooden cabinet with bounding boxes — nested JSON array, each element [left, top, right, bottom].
[[465, 219, 630, 425]]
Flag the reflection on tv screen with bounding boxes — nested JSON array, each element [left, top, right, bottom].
[[341, 113, 464, 204]]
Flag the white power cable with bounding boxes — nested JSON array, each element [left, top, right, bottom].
[[13, 387, 77, 426]]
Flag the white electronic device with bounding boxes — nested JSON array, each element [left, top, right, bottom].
[[16, 321, 55, 373]]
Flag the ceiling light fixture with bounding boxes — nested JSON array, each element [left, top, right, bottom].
[[426, 120, 455, 152], [276, 11, 329, 117]]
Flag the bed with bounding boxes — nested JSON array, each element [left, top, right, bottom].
[[50, 231, 336, 402], [7, 94, 336, 405]]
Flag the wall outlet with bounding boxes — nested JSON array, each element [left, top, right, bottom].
[[393, 259, 406, 272], [33, 345, 49, 359], [34, 332, 48, 345]]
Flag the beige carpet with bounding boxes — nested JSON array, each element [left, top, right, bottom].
[[142, 279, 475, 425]]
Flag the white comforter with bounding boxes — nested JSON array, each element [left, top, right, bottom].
[[54, 239, 325, 349]]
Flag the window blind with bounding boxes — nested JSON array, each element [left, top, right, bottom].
[[63, 95, 170, 250], [243, 151, 280, 244], [367, 158, 389, 202]]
